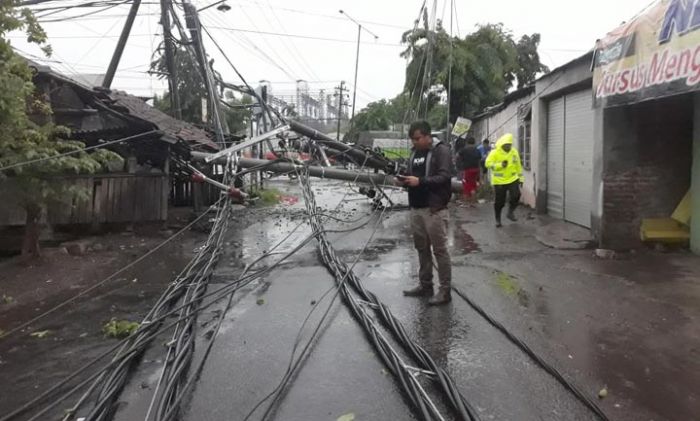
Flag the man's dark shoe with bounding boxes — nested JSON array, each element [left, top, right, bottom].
[[496, 217, 503, 228], [428, 289, 452, 306], [403, 285, 433, 297], [506, 210, 518, 222]]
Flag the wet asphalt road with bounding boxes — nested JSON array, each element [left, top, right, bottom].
[[113, 178, 700, 421], [184, 180, 597, 421]]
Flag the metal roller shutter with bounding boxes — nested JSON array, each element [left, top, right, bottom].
[[546, 97, 565, 219], [563, 90, 594, 228]]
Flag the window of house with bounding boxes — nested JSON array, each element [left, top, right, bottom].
[[518, 116, 532, 170]]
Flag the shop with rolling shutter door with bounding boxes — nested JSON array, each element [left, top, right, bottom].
[[546, 90, 595, 228]]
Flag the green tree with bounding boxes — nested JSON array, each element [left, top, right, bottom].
[[345, 99, 393, 143], [400, 21, 547, 123], [223, 91, 252, 135], [386, 92, 412, 124], [151, 47, 251, 134], [151, 46, 205, 123], [0, 1, 121, 258], [515, 33, 550, 88], [426, 103, 447, 131], [345, 94, 415, 142]]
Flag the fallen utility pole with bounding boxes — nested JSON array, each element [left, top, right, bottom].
[[288, 120, 390, 171], [191, 153, 463, 193], [204, 125, 290, 163]]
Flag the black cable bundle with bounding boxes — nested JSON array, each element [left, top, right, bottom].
[[298, 172, 480, 421]]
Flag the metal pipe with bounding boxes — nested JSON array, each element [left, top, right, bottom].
[[191, 153, 463, 193], [102, 0, 141, 88]]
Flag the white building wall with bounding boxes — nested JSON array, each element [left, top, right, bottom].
[[471, 93, 537, 208]]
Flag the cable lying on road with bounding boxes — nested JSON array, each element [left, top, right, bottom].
[[243, 182, 393, 421], [451, 287, 611, 421], [2, 202, 386, 421], [64, 199, 234, 421], [0, 197, 222, 341], [298, 171, 481, 421], [0, 222, 323, 421]]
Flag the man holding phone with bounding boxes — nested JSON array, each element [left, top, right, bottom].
[[395, 121, 453, 306]]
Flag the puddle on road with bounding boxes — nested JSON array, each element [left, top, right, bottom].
[[364, 261, 410, 284], [453, 224, 481, 255]]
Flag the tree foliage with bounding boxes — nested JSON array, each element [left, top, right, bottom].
[[223, 91, 252, 135], [348, 22, 548, 137], [401, 21, 548, 123], [151, 46, 206, 123], [514, 33, 549, 89], [344, 96, 410, 142], [0, 1, 121, 258], [151, 46, 251, 134]]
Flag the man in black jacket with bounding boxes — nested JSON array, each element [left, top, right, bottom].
[[395, 121, 453, 305]]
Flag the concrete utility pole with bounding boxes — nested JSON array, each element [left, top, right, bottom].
[[103, 0, 142, 88], [339, 10, 379, 132], [183, 1, 228, 145], [446, 0, 454, 139], [191, 153, 464, 194], [159, 0, 182, 119], [420, 0, 438, 119], [334, 81, 347, 141]]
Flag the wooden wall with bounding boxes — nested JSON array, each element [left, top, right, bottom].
[[0, 174, 169, 226]]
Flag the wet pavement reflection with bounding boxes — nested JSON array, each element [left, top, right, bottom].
[[114, 178, 699, 421]]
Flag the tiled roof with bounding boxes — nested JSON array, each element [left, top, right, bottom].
[[106, 90, 219, 151], [24, 56, 219, 151]]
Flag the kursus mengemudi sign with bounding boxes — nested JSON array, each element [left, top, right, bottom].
[[593, 0, 700, 107]]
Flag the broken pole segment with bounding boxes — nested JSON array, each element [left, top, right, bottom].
[[287, 120, 391, 171], [204, 125, 290, 163], [191, 153, 463, 193]]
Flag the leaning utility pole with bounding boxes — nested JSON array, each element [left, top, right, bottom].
[[183, 1, 228, 146], [334, 81, 346, 141], [102, 0, 142, 88], [159, 0, 182, 119]]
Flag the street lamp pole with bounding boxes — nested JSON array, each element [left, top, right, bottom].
[[352, 24, 361, 126], [339, 10, 378, 132]]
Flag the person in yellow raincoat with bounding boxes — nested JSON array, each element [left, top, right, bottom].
[[485, 133, 524, 227]]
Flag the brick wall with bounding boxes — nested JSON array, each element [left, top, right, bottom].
[[601, 94, 693, 248]]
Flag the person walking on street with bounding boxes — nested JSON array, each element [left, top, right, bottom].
[[395, 120, 453, 306], [485, 133, 524, 227], [458, 137, 482, 205], [477, 138, 491, 178]]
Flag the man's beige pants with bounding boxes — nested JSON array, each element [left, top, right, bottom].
[[410, 208, 451, 291]]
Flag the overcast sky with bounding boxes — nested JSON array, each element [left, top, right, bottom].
[[10, 0, 655, 110]]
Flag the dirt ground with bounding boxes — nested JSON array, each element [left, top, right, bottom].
[[0, 207, 208, 415]]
